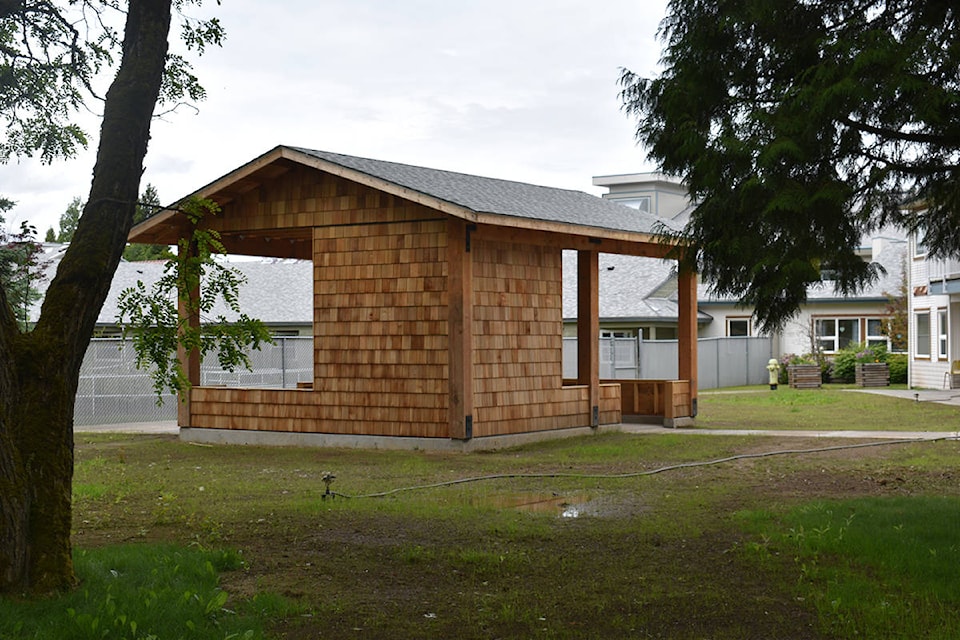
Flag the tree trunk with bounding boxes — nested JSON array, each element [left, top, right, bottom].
[[0, 0, 172, 596], [0, 338, 78, 593]]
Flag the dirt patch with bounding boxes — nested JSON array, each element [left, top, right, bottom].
[[71, 432, 960, 639], [220, 518, 827, 640]]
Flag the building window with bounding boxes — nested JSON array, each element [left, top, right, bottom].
[[618, 196, 652, 213], [814, 317, 859, 353], [636, 326, 680, 341], [916, 311, 931, 357], [866, 318, 890, 350], [938, 309, 948, 360], [727, 317, 751, 337], [914, 230, 927, 258]]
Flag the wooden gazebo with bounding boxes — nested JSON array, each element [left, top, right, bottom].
[[129, 146, 697, 449]]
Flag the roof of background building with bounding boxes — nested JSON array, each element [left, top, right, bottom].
[[28, 247, 313, 327], [697, 238, 908, 304], [561, 251, 712, 323]]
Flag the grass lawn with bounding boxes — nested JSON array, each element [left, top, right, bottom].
[[697, 385, 960, 431], [3, 389, 960, 638]]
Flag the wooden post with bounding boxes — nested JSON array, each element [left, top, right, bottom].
[[677, 260, 698, 417], [577, 249, 600, 426], [176, 240, 201, 427], [447, 218, 475, 439]]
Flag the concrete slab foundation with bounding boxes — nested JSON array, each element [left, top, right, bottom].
[[179, 424, 626, 452]]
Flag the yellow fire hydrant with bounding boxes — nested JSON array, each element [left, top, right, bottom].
[[766, 358, 780, 390]]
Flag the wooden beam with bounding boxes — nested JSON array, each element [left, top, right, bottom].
[[447, 218, 475, 439], [577, 250, 600, 427], [176, 240, 201, 427], [677, 260, 698, 416], [217, 231, 313, 260]]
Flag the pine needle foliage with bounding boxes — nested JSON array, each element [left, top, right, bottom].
[[621, 0, 960, 331]]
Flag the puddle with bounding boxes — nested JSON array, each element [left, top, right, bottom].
[[476, 493, 593, 518]]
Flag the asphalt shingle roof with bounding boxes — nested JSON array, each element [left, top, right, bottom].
[[562, 251, 680, 321], [697, 240, 908, 303], [29, 249, 313, 327], [290, 147, 677, 236]]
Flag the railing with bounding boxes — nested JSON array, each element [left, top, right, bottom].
[[928, 257, 960, 282]]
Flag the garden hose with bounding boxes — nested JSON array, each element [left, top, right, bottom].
[[324, 434, 960, 500]]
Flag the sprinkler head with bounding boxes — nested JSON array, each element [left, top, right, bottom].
[[321, 471, 336, 498]]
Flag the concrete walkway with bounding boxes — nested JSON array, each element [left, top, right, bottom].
[[622, 424, 959, 440], [845, 387, 960, 407], [74, 388, 960, 439], [76, 420, 178, 435]]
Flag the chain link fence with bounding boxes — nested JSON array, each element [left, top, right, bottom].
[[75, 337, 313, 426]]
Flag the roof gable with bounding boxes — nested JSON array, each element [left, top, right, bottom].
[[289, 147, 674, 236], [130, 146, 677, 246]]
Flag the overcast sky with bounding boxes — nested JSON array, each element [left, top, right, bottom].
[[5, 0, 669, 236]]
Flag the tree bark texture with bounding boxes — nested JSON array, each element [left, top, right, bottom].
[[0, 0, 172, 595]]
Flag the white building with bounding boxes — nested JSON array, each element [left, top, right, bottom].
[[698, 232, 907, 358], [907, 226, 960, 388], [587, 172, 907, 359]]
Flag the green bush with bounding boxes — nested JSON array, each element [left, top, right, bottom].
[[830, 349, 858, 383], [887, 353, 908, 384], [830, 343, 889, 383]]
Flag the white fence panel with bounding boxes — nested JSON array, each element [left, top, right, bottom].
[[563, 336, 772, 389]]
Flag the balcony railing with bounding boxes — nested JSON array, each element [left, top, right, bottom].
[[928, 257, 960, 282]]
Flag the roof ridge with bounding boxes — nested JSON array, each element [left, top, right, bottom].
[[286, 146, 589, 195]]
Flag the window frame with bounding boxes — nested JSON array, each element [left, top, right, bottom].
[[601, 329, 636, 339], [865, 317, 891, 350], [914, 230, 928, 258], [814, 317, 861, 354], [617, 196, 652, 213], [938, 308, 948, 360], [915, 310, 931, 358], [814, 318, 837, 352], [726, 317, 752, 337]]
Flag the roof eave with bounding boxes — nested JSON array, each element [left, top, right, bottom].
[[129, 145, 293, 244], [129, 145, 682, 249]]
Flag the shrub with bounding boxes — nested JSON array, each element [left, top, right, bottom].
[[887, 353, 908, 384], [830, 348, 858, 382], [831, 343, 889, 383]]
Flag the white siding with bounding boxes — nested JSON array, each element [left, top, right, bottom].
[[908, 231, 959, 388]]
